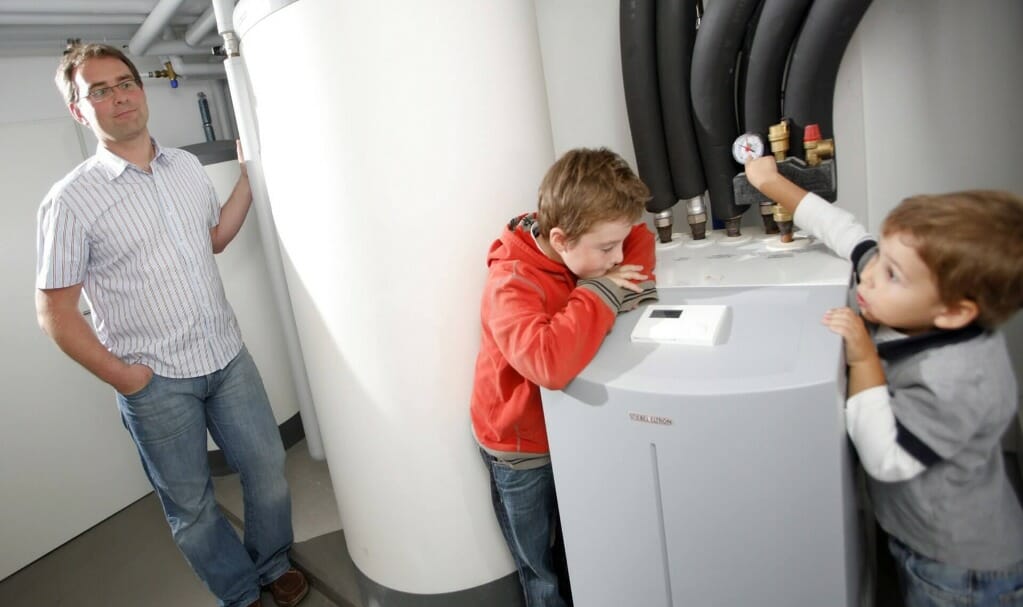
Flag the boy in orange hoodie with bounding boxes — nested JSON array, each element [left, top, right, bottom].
[[471, 148, 657, 606]]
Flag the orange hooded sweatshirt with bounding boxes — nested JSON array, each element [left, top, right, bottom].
[[470, 214, 657, 455]]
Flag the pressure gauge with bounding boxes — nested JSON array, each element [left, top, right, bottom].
[[732, 132, 765, 164]]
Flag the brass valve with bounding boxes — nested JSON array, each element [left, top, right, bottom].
[[771, 204, 792, 223], [803, 123, 835, 167], [768, 120, 790, 160], [147, 61, 178, 81], [806, 138, 835, 167]]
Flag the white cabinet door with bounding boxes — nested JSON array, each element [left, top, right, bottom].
[[0, 119, 151, 580]]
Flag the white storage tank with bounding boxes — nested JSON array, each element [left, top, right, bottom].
[[233, 0, 555, 603], [181, 140, 303, 463]]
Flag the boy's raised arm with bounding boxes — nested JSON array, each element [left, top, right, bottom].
[[746, 156, 871, 261], [745, 156, 809, 214]]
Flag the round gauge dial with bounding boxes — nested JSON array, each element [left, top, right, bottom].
[[732, 132, 765, 164]]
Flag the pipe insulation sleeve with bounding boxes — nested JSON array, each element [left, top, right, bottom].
[[690, 0, 761, 224], [656, 0, 706, 200], [2, 1, 145, 11], [783, 0, 873, 151], [167, 55, 226, 77], [145, 38, 222, 56], [185, 6, 218, 46], [620, 0, 677, 214], [222, 55, 325, 461], [742, 0, 813, 138], [127, 0, 188, 56]]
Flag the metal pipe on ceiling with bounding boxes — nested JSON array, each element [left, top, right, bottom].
[[0, 1, 150, 12], [0, 13, 151, 25], [185, 7, 218, 47], [147, 37, 220, 56], [166, 54, 226, 76], [127, 0, 189, 56]]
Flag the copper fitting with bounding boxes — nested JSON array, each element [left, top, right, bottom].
[[773, 204, 794, 243], [760, 201, 779, 234], [653, 209, 673, 244]]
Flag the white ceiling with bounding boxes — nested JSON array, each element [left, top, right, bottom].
[[0, 0, 217, 56]]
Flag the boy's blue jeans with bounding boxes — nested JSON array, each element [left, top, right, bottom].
[[116, 346, 293, 607], [479, 449, 570, 607], [889, 536, 1023, 606]]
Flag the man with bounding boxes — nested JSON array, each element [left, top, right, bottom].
[[36, 43, 308, 607]]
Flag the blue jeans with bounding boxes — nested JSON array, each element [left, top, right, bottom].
[[889, 536, 1023, 606], [479, 449, 570, 607], [117, 347, 293, 607]]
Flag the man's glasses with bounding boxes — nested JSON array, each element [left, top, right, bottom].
[[82, 79, 140, 102]]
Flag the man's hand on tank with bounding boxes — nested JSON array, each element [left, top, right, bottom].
[[236, 139, 247, 177]]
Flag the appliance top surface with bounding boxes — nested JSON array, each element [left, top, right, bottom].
[[564, 227, 855, 397], [654, 226, 851, 289], [573, 283, 849, 396]]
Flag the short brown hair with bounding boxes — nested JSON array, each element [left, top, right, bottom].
[[55, 43, 143, 105], [536, 148, 650, 241], [881, 190, 1023, 328]]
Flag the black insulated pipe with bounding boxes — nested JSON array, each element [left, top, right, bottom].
[[621, 0, 678, 220], [690, 0, 761, 230], [734, 1, 762, 134], [783, 0, 873, 154], [656, 0, 705, 201], [742, 0, 813, 139]]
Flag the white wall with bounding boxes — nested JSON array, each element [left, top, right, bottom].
[[850, 0, 1023, 446], [0, 56, 150, 581], [0, 53, 245, 579], [534, 0, 634, 165], [852, 2, 1023, 231]]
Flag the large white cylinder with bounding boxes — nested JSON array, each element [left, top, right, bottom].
[[201, 151, 302, 448], [236, 0, 555, 595]]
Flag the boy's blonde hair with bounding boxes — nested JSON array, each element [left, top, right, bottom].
[[55, 43, 143, 105], [536, 148, 649, 241], [882, 190, 1023, 328]]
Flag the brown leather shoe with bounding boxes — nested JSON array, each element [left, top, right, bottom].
[[265, 567, 309, 607]]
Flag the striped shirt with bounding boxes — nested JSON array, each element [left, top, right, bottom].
[[36, 140, 243, 378]]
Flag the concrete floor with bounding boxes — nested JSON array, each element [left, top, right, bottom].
[[0, 439, 343, 607], [1, 437, 1019, 607]]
